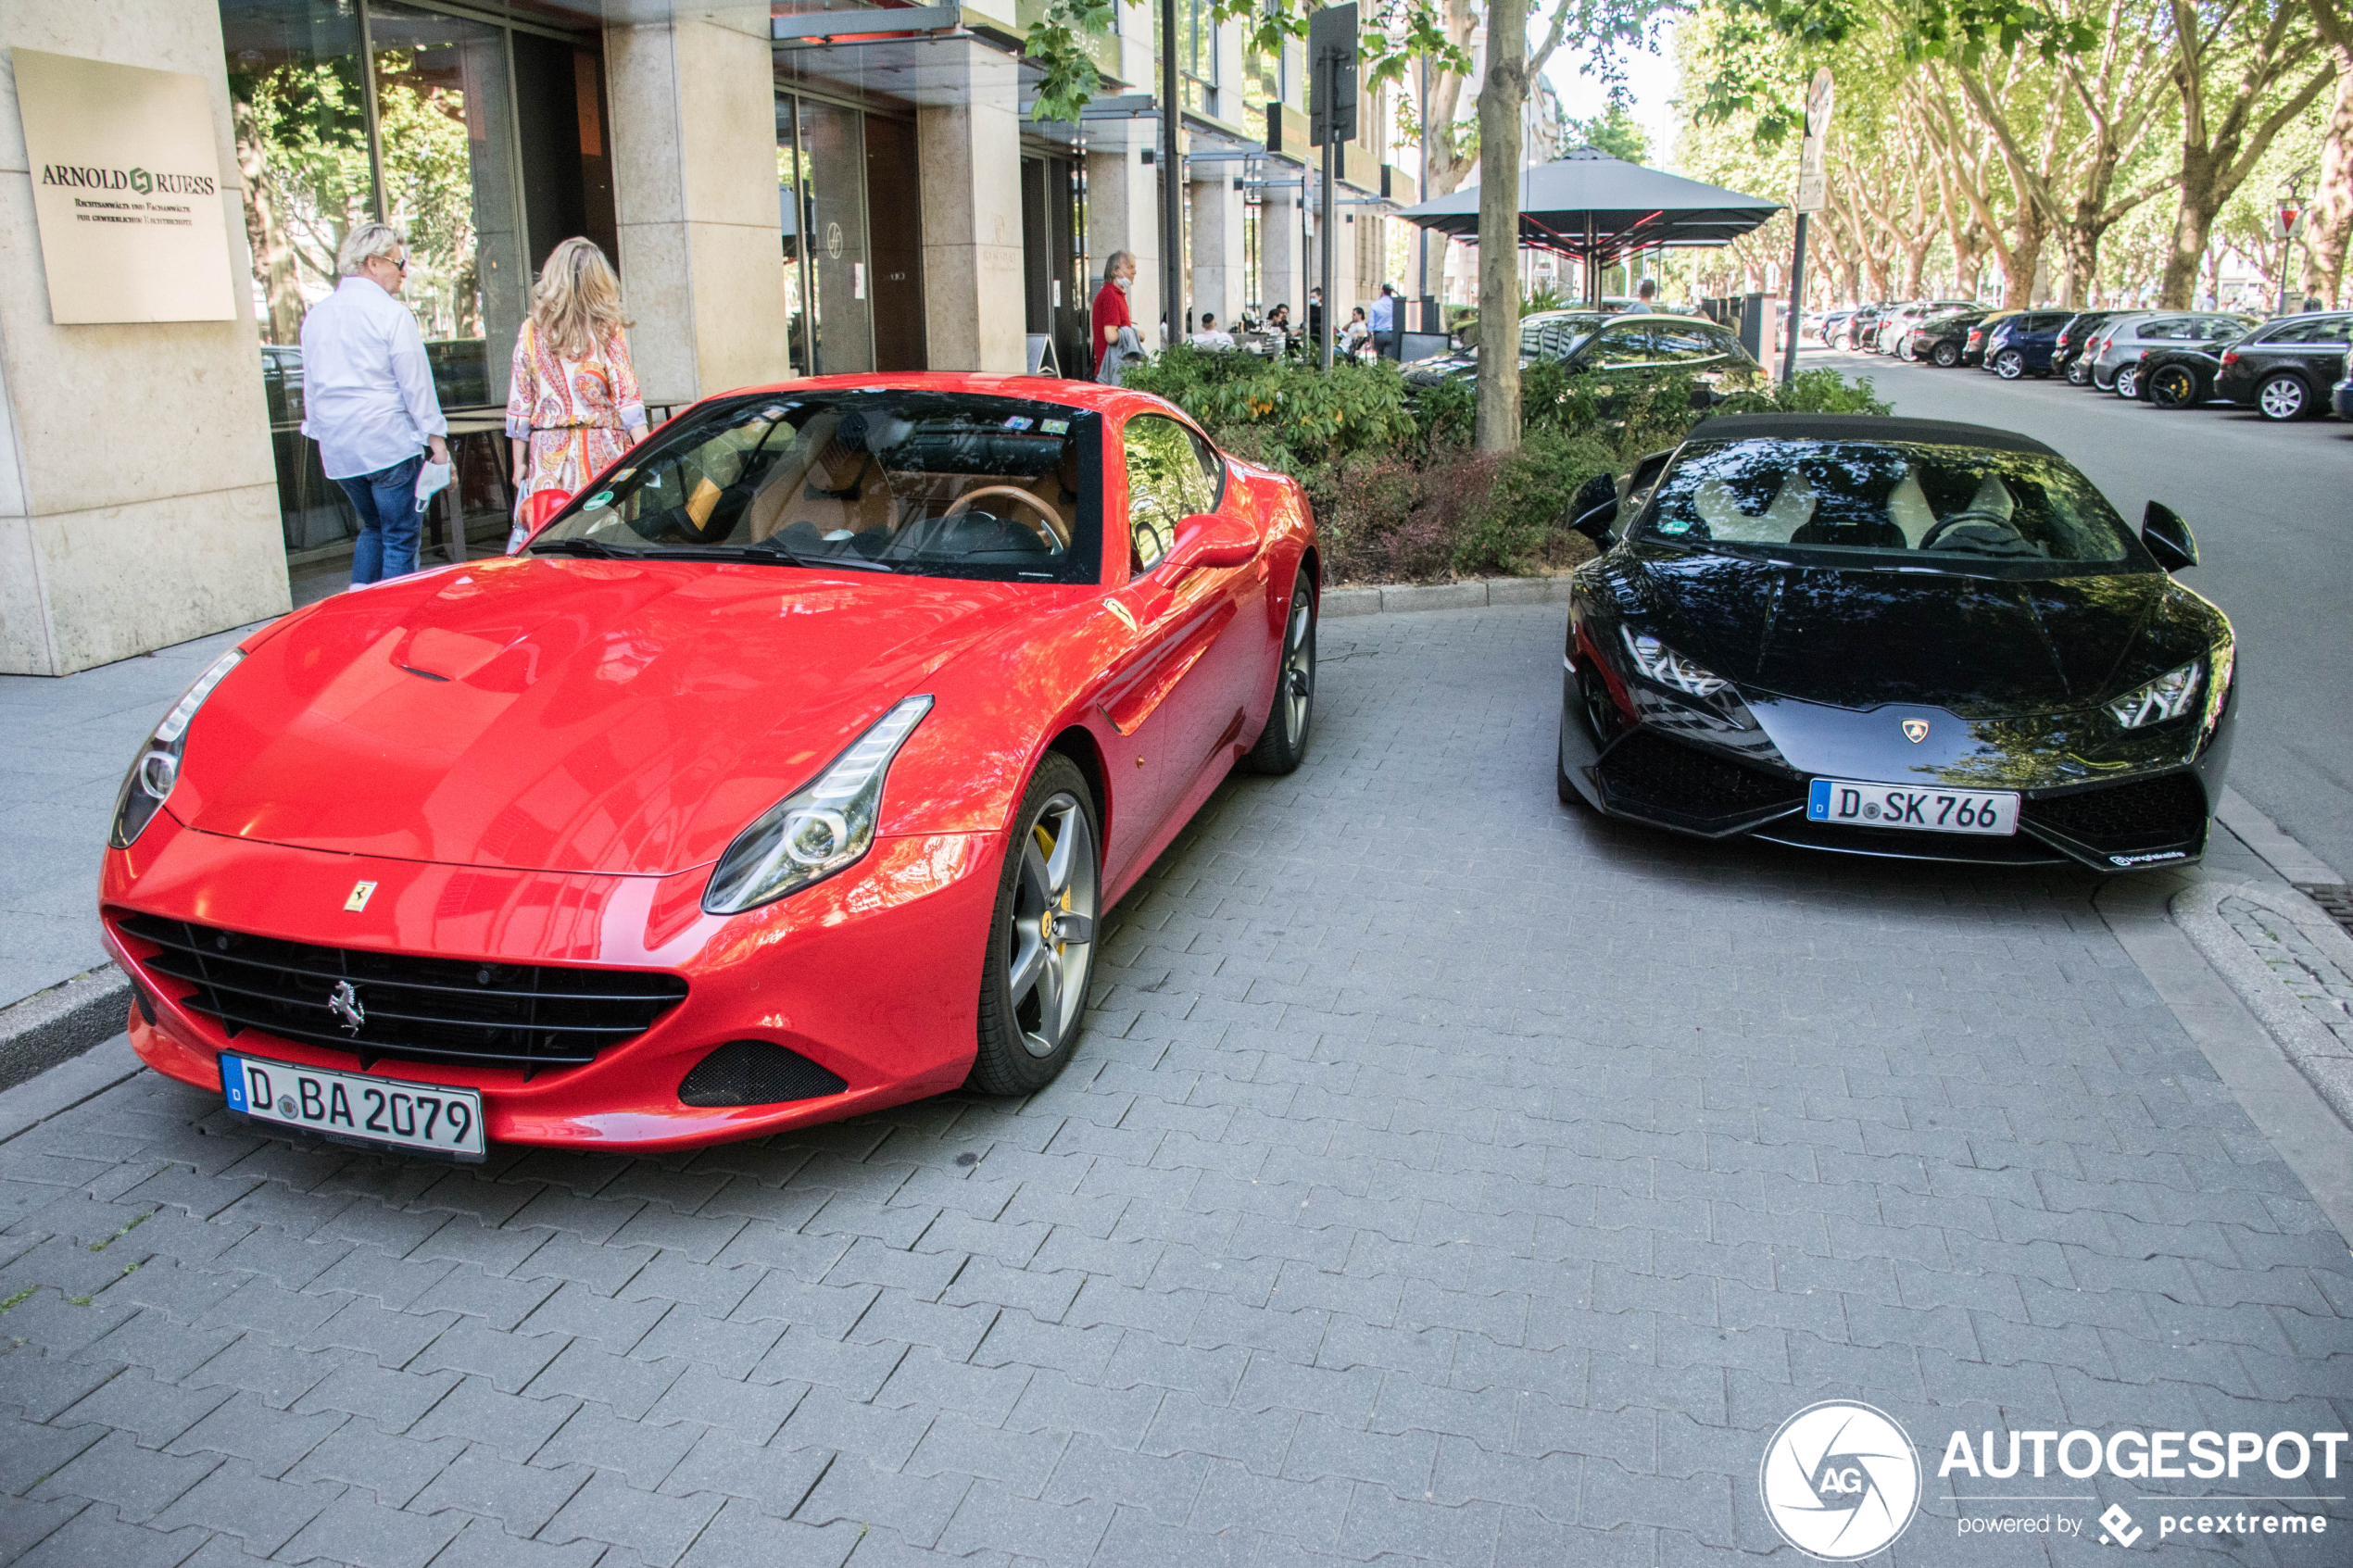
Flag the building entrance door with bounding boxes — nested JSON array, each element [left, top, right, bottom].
[[1021, 154, 1088, 377]]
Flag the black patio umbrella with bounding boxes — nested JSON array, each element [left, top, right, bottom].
[[1396, 145, 1781, 300]]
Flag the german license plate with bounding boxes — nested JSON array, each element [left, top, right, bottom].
[[1807, 777, 2020, 836], [221, 1053, 485, 1160]]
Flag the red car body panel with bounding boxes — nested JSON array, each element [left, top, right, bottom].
[[102, 373, 1315, 1150]]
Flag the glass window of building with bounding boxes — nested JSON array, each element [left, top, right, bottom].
[[221, 0, 612, 562]]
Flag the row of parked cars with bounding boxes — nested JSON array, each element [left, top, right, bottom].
[[1810, 300, 2353, 422]]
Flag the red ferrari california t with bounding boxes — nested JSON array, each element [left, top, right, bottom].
[[102, 375, 1317, 1157]]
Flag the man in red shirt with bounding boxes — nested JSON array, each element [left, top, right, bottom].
[[1091, 249, 1137, 379]]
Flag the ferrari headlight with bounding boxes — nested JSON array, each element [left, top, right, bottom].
[[2107, 661, 2203, 729], [108, 648, 243, 849], [702, 696, 934, 914], [1620, 625, 1729, 697]]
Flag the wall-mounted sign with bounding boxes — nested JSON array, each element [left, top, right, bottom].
[[12, 48, 235, 324]]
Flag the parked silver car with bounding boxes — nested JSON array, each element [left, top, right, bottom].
[[2084, 311, 2258, 396]]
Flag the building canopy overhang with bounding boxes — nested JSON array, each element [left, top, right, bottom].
[[1395, 146, 1780, 264]]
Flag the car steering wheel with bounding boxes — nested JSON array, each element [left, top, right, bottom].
[[943, 486, 1069, 549], [1918, 509, 2023, 550]]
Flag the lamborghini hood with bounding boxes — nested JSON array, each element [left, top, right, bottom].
[[1628, 557, 2176, 716], [177, 558, 1051, 875]]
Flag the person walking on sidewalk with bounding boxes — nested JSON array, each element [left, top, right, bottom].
[[504, 237, 648, 551], [299, 220, 448, 586], [1091, 250, 1138, 381]]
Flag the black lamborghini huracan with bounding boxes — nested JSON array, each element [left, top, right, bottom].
[[1555, 415, 2236, 871]]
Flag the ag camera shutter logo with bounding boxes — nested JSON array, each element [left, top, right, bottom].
[[1760, 1400, 1922, 1560]]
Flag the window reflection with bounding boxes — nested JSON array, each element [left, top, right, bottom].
[[1644, 440, 2141, 569], [368, 1, 526, 407]]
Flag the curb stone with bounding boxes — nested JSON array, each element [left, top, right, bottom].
[[1322, 577, 1573, 618], [0, 964, 131, 1093], [2172, 876, 2353, 1129]]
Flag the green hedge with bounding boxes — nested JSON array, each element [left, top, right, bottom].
[[1120, 345, 1892, 584]]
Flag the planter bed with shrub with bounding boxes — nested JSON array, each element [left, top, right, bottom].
[[1120, 347, 1893, 587]]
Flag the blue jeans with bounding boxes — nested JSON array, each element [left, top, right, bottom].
[[336, 452, 424, 585]]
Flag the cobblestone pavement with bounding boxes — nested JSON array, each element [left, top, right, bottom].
[[3, 604, 2349, 1567]]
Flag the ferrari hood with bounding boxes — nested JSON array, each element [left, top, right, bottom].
[[181, 558, 1049, 875], [1629, 557, 2172, 715]]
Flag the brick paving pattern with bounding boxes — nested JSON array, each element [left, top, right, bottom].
[[1, 604, 2347, 1565]]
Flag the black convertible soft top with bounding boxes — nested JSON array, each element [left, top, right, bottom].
[[1687, 413, 2062, 458]]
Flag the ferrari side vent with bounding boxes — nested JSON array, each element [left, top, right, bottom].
[[678, 1041, 847, 1107], [2025, 772, 2208, 853], [113, 912, 686, 1073], [1597, 731, 1803, 821]]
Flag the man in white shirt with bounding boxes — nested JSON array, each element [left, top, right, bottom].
[[1189, 312, 1236, 350], [300, 220, 450, 585], [1368, 283, 1398, 358]]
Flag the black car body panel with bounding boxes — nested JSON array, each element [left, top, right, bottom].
[[1555, 414, 2237, 873], [2136, 343, 2228, 408]]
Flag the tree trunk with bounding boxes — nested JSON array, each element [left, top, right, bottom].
[[2158, 144, 2223, 307], [233, 97, 306, 345], [1474, 0, 1527, 454], [2305, 38, 2353, 306]]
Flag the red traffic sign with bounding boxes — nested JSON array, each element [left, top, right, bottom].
[[2277, 203, 2303, 239]]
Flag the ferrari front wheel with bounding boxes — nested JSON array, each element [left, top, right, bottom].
[[970, 755, 1101, 1095], [1239, 567, 1316, 775], [2149, 366, 2199, 409]]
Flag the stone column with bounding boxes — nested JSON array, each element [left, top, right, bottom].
[[1260, 175, 1301, 320], [0, 0, 287, 676], [915, 42, 1025, 372], [1086, 129, 1161, 353], [604, 12, 790, 406], [1189, 171, 1243, 331]]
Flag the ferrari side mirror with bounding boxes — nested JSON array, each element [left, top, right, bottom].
[[1567, 472, 1618, 540], [2141, 500, 2197, 571], [1161, 512, 1259, 578]]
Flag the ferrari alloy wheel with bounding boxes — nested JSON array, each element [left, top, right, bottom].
[[1931, 342, 1960, 367], [972, 756, 1100, 1094], [2256, 371, 2309, 420], [2113, 364, 2140, 399], [2149, 365, 2198, 409], [1240, 567, 1316, 775], [1993, 348, 2024, 380]]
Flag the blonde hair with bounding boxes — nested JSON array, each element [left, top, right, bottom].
[[337, 220, 404, 276], [529, 237, 631, 360]]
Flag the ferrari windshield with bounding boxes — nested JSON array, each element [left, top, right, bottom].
[[533, 390, 1101, 583], [1640, 438, 2145, 572]]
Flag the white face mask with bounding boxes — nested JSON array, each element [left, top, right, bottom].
[[1114, 275, 1131, 293]]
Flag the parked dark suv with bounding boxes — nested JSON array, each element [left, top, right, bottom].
[[2214, 312, 2353, 419], [1982, 310, 2072, 379]]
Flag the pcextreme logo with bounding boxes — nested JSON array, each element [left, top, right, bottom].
[[1760, 1400, 1923, 1560]]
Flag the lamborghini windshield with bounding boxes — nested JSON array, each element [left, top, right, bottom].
[[1639, 438, 2146, 574], [532, 391, 1102, 583]]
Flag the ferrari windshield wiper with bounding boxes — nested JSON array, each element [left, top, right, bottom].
[[529, 537, 640, 558], [734, 540, 897, 572]]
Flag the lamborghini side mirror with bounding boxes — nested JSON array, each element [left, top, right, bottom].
[[1567, 472, 1617, 540], [2142, 500, 2197, 571]]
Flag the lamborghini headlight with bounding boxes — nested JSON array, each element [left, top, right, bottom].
[[1620, 625, 1729, 697], [702, 696, 934, 914], [2107, 661, 2202, 729], [108, 648, 243, 849]]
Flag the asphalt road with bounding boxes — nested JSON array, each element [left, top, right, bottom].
[[1805, 345, 2353, 882]]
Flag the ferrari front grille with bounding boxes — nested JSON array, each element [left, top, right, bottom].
[[1596, 731, 1805, 821], [2023, 772, 2208, 853], [115, 912, 687, 1073]]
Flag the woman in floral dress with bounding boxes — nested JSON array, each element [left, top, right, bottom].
[[505, 238, 648, 549]]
